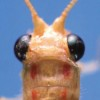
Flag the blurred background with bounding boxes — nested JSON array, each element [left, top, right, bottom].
[[0, 0, 100, 100]]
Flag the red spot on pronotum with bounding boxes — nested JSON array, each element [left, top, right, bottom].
[[30, 64, 37, 79], [60, 89, 67, 100], [63, 63, 71, 77], [32, 90, 38, 100]]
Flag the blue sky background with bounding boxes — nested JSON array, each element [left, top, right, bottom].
[[0, 0, 100, 100]]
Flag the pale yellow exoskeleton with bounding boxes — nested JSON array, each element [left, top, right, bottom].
[[14, 0, 85, 100]]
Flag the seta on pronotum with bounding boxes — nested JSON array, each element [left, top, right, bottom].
[[14, 0, 85, 100]]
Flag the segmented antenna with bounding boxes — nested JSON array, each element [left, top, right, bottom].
[[61, 0, 77, 20], [24, 0, 48, 35], [52, 0, 78, 34], [25, 0, 77, 35]]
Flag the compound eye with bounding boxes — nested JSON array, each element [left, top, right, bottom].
[[14, 34, 31, 62], [67, 34, 85, 61]]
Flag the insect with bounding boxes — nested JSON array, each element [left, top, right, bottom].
[[14, 0, 85, 100]]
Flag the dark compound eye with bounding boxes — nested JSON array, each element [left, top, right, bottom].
[[14, 34, 31, 62], [67, 34, 85, 61]]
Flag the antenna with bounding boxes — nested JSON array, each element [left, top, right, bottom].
[[25, 0, 48, 35], [52, 0, 78, 34]]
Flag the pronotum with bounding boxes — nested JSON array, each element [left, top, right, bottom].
[[14, 0, 85, 100]]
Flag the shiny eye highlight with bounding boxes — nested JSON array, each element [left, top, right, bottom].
[[67, 34, 85, 61], [14, 34, 31, 62]]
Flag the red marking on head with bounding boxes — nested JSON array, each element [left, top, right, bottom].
[[30, 64, 37, 79], [60, 89, 67, 100], [63, 63, 71, 77], [32, 90, 38, 100]]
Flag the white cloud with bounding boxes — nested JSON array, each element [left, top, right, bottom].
[[0, 95, 22, 100], [77, 60, 100, 74]]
